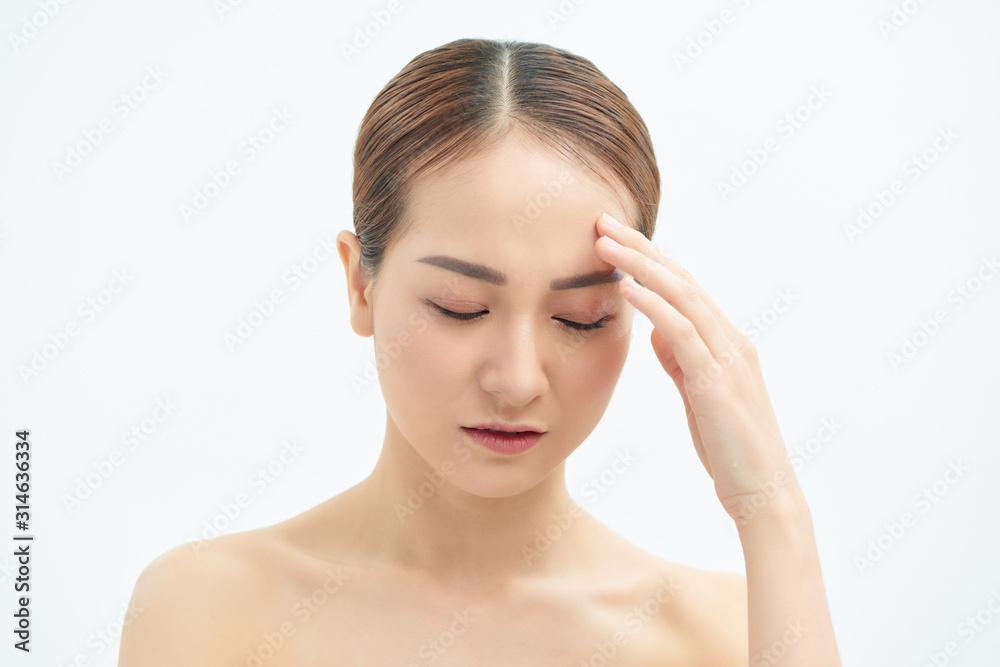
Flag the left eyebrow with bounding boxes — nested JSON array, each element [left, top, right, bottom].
[[416, 255, 624, 290]]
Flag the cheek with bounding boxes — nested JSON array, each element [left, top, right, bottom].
[[560, 331, 630, 399], [377, 305, 462, 397], [559, 308, 632, 380]]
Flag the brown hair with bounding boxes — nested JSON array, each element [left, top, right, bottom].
[[352, 38, 660, 297]]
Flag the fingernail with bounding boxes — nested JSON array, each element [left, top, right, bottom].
[[603, 213, 622, 228]]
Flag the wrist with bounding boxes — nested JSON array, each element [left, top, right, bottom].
[[729, 483, 813, 536], [733, 489, 813, 540]]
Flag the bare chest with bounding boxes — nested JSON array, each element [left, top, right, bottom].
[[238, 569, 694, 666]]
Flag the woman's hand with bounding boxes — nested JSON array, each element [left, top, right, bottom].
[[594, 212, 801, 525]]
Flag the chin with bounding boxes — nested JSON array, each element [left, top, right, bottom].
[[430, 441, 576, 501], [445, 468, 551, 499]]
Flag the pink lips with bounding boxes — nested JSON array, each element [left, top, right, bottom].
[[462, 427, 544, 455], [466, 421, 545, 433]]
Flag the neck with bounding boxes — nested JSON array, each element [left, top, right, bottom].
[[339, 417, 597, 590]]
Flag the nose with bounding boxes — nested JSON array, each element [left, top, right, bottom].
[[479, 322, 550, 406]]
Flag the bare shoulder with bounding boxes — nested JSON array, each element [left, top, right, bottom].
[[654, 559, 748, 666], [118, 531, 287, 666]]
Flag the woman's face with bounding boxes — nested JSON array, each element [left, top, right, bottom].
[[346, 133, 637, 498]]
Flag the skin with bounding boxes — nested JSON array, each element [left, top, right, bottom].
[[119, 129, 838, 665]]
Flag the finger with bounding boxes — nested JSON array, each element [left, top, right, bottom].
[[597, 214, 747, 343], [651, 328, 713, 478], [618, 273, 717, 391], [650, 326, 683, 383], [597, 233, 733, 360]]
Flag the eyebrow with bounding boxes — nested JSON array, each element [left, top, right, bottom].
[[416, 255, 624, 290]]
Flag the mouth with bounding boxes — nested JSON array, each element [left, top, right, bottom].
[[461, 427, 545, 455], [464, 422, 546, 434], [473, 427, 534, 434]]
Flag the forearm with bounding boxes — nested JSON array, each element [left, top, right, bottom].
[[737, 485, 842, 667]]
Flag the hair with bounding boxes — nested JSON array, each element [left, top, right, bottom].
[[352, 38, 660, 300]]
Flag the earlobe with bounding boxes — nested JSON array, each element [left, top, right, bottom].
[[336, 230, 374, 338]]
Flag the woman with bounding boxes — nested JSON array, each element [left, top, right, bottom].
[[119, 38, 841, 665]]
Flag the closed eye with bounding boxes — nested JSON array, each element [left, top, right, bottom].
[[426, 301, 612, 331]]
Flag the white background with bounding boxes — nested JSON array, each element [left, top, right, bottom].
[[1, 0, 998, 665]]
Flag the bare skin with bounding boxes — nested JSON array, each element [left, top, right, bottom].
[[119, 495, 747, 666], [119, 131, 754, 665]]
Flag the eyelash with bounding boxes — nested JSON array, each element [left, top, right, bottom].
[[426, 301, 612, 332]]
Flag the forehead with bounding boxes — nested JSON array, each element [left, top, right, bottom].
[[409, 135, 626, 236]]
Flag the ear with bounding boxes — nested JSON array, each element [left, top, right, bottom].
[[337, 230, 374, 338]]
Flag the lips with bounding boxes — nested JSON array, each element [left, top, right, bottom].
[[462, 427, 544, 455], [465, 422, 546, 434], [479, 428, 531, 434]]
